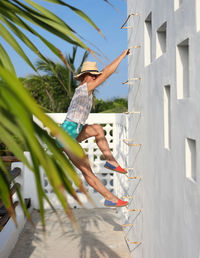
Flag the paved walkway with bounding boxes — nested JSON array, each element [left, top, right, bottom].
[[9, 208, 131, 258]]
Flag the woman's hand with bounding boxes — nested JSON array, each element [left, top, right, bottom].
[[122, 49, 130, 57], [87, 49, 130, 93]]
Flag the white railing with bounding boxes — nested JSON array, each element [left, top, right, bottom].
[[10, 113, 129, 209], [39, 113, 129, 208]]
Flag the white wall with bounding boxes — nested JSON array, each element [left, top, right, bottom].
[[125, 0, 200, 257], [0, 160, 32, 258]]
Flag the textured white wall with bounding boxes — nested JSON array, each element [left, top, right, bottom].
[[125, 0, 200, 257]]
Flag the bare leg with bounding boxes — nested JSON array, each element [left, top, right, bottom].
[[63, 147, 118, 202], [76, 124, 119, 167]]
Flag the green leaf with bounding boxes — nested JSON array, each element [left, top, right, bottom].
[[29, 150, 46, 229], [10, 0, 88, 49], [0, 16, 48, 63], [14, 182, 33, 224], [0, 108, 27, 145], [0, 8, 64, 55], [43, 0, 104, 36], [0, 125, 30, 169], [43, 155, 77, 226], [34, 123, 82, 187], [0, 160, 11, 208], [0, 22, 36, 71], [0, 44, 16, 74], [24, 0, 76, 33], [0, 68, 85, 157]]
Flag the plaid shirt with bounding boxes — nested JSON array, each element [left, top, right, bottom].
[[65, 83, 93, 125]]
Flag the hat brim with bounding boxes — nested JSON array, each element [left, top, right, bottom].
[[74, 71, 102, 81]]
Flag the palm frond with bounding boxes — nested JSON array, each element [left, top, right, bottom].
[[0, 0, 112, 226], [0, 67, 87, 227]]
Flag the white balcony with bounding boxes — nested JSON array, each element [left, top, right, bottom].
[[43, 113, 129, 209]]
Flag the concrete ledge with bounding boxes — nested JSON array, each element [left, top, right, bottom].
[[0, 208, 27, 258]]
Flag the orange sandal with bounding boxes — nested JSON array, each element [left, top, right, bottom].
[[104, 161, 127, 174], [104, 199, 128, 207]]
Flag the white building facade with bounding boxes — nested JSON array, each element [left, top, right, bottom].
[[124, 0, 200, 257]]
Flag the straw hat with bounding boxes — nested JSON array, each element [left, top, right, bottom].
[[74, 61, 102, 80]]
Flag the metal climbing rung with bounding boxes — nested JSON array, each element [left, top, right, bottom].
[[123, 111, 141, 114], [126, 175, 141, 179], [126, 207, 142, 212], [129, 45, 141, 49], [122, 223, 134, 227], [123, 139, 142, 146], [127, 45, 141, 56], [125, 237, 142, 245], [122, 77, 141, 85], [122, 196, 134, 199], [121, 13, 141, 29]]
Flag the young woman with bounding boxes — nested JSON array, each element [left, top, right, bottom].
[[59, 49, 130, 207]]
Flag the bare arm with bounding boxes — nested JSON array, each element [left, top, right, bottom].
[[87, 49, 130, 93]]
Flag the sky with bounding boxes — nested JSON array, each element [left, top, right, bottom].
[[2, 0, 128, 100]]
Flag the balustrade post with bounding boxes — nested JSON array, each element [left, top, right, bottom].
[[23, 152, 40, 209]]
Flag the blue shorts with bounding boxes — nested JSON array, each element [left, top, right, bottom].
[[56, 120, 83, 148]]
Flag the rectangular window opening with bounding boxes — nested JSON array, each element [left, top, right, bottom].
[[174, 0, 183, 10], [185, 138, 196, 182], [176, 38, 189, 99], [144, 13, 152, 66], [156, 22, 167, 58], [196, 0, 200, 31], [164, 85, 171, 149]]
